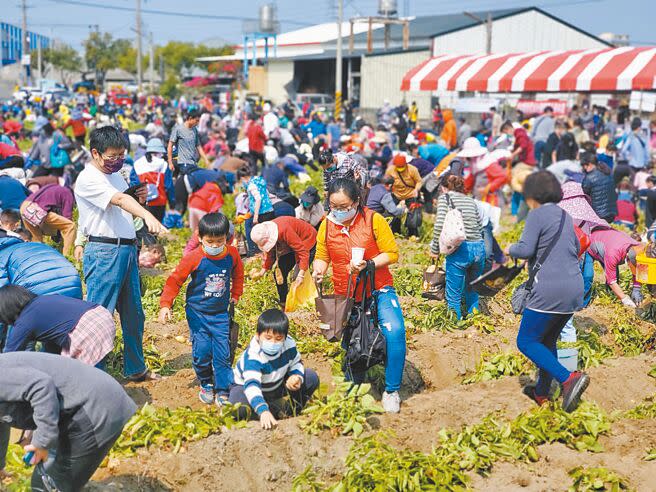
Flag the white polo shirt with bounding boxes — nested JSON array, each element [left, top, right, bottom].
[[75, 164, 136, 239]]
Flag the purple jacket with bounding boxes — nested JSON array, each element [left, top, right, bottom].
[[28, 184, 75, 220]]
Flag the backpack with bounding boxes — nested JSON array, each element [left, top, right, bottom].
[[145, 172, 161, 203], [342, 261, 387, 376], [439, 193, 466, 255], [49, 134, 72, 169]]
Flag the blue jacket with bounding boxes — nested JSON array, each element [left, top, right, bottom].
[[582, 168, 617, 220], [620, 132, 649, 169], [0, 176, 29, 210], [418, 143, 449, 166], [0, 236, 82, 298]]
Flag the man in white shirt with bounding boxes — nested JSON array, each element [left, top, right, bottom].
[[75, 126, 167, 381], [262, 105, 280, 138]]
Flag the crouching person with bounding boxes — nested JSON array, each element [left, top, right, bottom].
[[230, 309, 319, 429], [0, 285, 116, 366], [0, 352, 137, 491]]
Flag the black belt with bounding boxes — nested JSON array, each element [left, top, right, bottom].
[[88, 235, 136, 246]]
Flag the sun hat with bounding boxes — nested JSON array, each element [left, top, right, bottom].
[[405, 133, 418, 146], [250, 221, 279, 253], [558, 181, 610, 228], [146, 138, 166, 154], [457, 137, 487, 158]]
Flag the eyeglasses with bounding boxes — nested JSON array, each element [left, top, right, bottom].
[[330, 204, 356, 213]]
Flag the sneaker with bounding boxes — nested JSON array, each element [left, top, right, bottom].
[[561, 371, 590, 413], [381, 391, 401, 413], [522, 385, 549, 406], [126, 369, 162, 382], [198, 386, 214, 405], [214, 393, 229, 408]]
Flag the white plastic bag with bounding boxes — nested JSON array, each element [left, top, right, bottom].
[[439, 193, 467, 255]]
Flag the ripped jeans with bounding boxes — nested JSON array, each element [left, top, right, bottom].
[[342, 286, 407, 393]]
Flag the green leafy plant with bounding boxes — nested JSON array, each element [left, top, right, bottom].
[[300, 378, 383, 438], [649, 365, 656, 379], [462, 352, 532, 384], [111, 403, 246, 457], [609, 311, 645, 357], [645, 449, 656, 461], [558, 329, 614, 370], [392, 266, 423, 297], [4, 444, 32, 491], [568, 466, 633, 491], [291, 465, 326, 492], [624, 395, 656, 420], [106, 330, 173, 378]]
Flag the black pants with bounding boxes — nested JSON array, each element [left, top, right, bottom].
[[250, 151, 265, 173], [174, 177, 188, 214], [147, 204, 166, 223], [32, 425, 122, 492], [274, 247, 316, 305]]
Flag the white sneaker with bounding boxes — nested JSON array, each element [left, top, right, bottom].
[[381, 391, 401, 413]]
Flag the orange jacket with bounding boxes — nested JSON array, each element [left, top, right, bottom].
[[322, 209, 394, 299], [440, 110, 457, 149]]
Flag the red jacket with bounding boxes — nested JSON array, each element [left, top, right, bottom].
[[0, 142, 20, 158], [263, 216, 317, 271], [615, 199, 637, 224], [188, 182, 224, 213], [247, 123, 266, 153]]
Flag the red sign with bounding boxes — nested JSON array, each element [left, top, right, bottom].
[[516, 99, 568, 116]]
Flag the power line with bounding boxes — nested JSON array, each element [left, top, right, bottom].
[[45, 0, 314, 27]]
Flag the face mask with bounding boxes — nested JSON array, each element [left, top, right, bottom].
[[260, 339, 284, 356], [302, 201, 312, 209], [98, 154, 125, 174], [326, 165, 337, 172], [395, 166, 407, 172], [203, 244, 225, 256], [331, 207, 357, 224]]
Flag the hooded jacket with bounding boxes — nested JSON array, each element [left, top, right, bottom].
[[0, 235, 82, 298], [440, 110, 457, 149]]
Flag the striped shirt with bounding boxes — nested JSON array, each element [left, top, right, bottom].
[[430, 191, 483, 254], [233, 336, 305, 415]]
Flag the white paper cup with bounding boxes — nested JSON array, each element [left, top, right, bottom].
[[351, 247, 365, 264]]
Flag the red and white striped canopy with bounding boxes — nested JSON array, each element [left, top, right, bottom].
[[400, 47, 656, 93]]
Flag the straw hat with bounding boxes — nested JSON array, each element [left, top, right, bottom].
[[250, 221, 279, 252]]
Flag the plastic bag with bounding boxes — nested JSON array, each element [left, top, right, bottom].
[[285, 273, 319, 312]]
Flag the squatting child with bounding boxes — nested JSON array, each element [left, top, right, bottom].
[[159, 213, 243, 406], [230, 308, 319, 430]]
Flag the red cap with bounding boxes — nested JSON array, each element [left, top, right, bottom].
[[393, 154, 407, 166]]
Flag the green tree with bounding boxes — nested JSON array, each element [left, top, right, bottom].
[[84, 32, 136, 88], [31, 44, 81, 85]]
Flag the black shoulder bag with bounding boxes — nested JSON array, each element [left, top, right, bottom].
[[343, 260, 387, 376], [511, 211, 565, 315]]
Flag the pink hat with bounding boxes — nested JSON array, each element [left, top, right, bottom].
[[250, 221, 279, 252], [558, 181, 609, 228]]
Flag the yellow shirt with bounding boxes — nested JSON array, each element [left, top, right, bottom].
[[316, 213, 399, 265], [385, 164, 421, 201]]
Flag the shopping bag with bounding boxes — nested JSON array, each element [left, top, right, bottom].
[[285, 273, 319, 312], [422, 261, 446, 300], [315, 276, 354, 342]]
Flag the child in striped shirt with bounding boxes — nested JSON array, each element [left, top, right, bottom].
[[230, 309, 319, 429]]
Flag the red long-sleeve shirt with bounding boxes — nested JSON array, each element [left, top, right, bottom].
[[263, 217, 317, 271], [160, 244, 244, 312], [247, 123, 266, 153]]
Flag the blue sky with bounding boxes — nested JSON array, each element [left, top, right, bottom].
[[5, 0, 654, 50]]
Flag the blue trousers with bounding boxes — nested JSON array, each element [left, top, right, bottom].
[[83, 242, 145, 377], [445, 240, 486, 319], [511, 192, 524, 216], [581, 253, 594, 307], [482, 223, 505, 266], [534, 140, 545, 163], [343, 287, 407, 393], [517, 309, 572, 396], [186, 309, 233, 394]]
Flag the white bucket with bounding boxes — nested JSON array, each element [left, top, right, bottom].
[[557, 348, 578, 372]]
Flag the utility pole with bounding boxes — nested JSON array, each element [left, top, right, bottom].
[[37, 38, 42, 81], [334, 0, 343, 120], [21, 0, 29, 86], [148, 32, 154, 93], [136, 0, 143, 92], [464, 11, 492, 55]]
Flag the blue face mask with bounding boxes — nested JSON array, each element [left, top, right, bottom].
[[260, 339, 284, 356], [326, 164, 337, 172], [331, 207, 357, 224], [203, 244, 225, 256]]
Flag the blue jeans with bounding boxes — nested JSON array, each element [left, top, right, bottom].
[[445, 240, 486, 319], [534, 140, 545, 163], [482, 223, 505, 266], [511, 192, 524, 216], [186, 309, 233, 394], [83, 242, 145, 377], [517, 309, 571, 396], [343, 287, 407, 393], [581, 252, 594, 307]]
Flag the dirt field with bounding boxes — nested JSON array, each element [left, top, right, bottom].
[[72, 223, 656, 492]]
